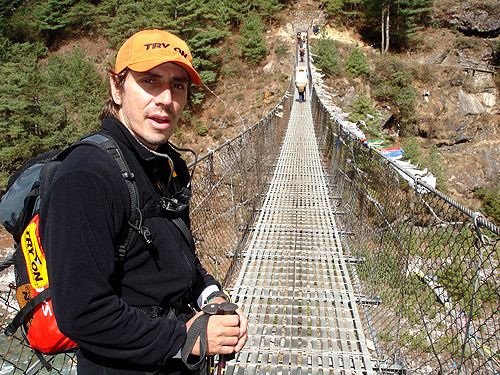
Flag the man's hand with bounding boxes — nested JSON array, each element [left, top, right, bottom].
[[185, 307, 248, 356]]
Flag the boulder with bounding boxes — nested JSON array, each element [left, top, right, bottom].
[[478, 92, 496, 108], [459, 90, 485, 115], [263, 61, 274, 74], [446, 4, 500, 36]]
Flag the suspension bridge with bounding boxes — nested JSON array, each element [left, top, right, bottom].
[[0, 34, 498, 375]]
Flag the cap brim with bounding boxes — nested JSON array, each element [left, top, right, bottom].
[[126, 59, 202, 85]]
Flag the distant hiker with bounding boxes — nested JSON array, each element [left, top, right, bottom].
[[41, 29, 248, 374], [313, 24, 319, 35], [297, 84, 306, 102], [295, 66, 308, 103], [299, 47, 305, 62]]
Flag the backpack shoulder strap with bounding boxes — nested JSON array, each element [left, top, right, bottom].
[[60, 134, 140, 262]]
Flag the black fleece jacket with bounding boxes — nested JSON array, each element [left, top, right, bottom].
[[40, 116, 218, 374]]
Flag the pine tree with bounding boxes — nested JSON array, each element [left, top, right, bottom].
[[311, 38, 341, 77], [346, 47, 370, 77], [239, 12, 267, 65], [31, 0, 76, 45], [363, 0, 433, 52], [320, 0, 364, 24], [0, 43, 105, 187], [397, 0, 433, 42]]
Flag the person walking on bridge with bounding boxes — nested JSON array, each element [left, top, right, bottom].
[[40, 29, 247, 374]]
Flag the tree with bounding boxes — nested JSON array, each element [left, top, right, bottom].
[[396, 0, 433, 45], [0, 44, 105, 188], [381, 1, 390, 55], [98, 0, 230, 80], [250, 0, 284, 24], [364, 0, 433, 53], [311, 38, 341, 77], [320, 0, 364, 25], [31, 0, 75, 45], [239, 12, 267, 65], [346, 47, 370, 77], [370, 56, 417, 133]]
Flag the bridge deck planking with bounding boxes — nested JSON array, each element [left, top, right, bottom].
[[227, 91, 375, 374]]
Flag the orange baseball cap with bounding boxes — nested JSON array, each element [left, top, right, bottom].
[[112, 29, 202, 85]]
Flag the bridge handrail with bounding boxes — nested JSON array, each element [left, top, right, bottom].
[[310, 84, 499, 374], [312, 86, 499, 236]]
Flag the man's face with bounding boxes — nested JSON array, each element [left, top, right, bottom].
[[111, 62, 189, 150]]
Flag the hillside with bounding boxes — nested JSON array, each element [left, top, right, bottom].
[[183, 0, 499, 218], [314, 24, 498, 213]]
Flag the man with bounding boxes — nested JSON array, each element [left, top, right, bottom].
[[41, 29, 247, 374]]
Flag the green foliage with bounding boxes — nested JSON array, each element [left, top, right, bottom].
[[348, 95, 377, 126], [42, 48, 106, 138], [474, 187, 500, 224], [65, 1, 98, 30], [0, 0, 290, 191], [1, 4, 39, 43], [239, 12, 267, 65], [274, 42, 289, 60], [97, 0, 220, 47], [346, 47, 370, 77], [223, 0, 284, 26], [0, 45, 105, 188], [31, 0, 86, 44], [250, 0, 284, 23], [397, 0, 433, 40], [320, 0, 345, 15], [320, 0, 364, 24], [311, 38, 341, 77], [348, 0, 434, 51], [0, 0, 27, 36], [194, 119, 208, 136], [371, 56, 417, 133], [400, 137, 421, 163], [98, 0, 230, 88], [425, 145, 445, 189]]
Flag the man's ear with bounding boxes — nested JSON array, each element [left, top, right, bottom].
[[110, 76, 122, 105]]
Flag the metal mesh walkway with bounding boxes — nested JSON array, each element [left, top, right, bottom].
[[227, 95, 375, 374]]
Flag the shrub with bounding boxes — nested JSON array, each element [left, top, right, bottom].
[[348, 95, 376, 121], [348, 95, 382, 138], [311, 38, 341, 77], [424, 146, 445, 190], [194, 120, 208, 136], [401, 137, 421, 164], [274, 42, 289, 60], [474, 187, 500, 224], [400, 139, 446, 190], [346, 47, 370, 77], [371, 57, 417, 134]]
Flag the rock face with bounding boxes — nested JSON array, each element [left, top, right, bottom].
[[443, 3, 500, 36]]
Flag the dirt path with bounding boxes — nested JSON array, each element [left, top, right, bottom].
[[311, 25, 369, 48]]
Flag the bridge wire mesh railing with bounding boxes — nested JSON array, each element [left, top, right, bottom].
[[311, 88, 499, 374], [189, 90, 291, 286], [0, 86, 291, 373]]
